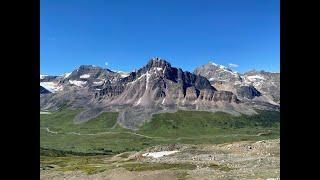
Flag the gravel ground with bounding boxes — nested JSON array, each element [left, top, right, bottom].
[[41, 138, 280, 180]]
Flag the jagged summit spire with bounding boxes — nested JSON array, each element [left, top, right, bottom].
[[146, 57, 171, 69], [78, 65, 101, 70]]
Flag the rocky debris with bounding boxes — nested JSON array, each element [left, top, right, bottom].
[[147, 144, 184, 152], [142, 139, 280, 179], [41, 139, 280, 180]]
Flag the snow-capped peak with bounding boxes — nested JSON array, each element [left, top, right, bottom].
[[211, 62, 218, 66], [246, 75, 265, 81], [210, 62, 228, 70], [208, 62, 238, 76]]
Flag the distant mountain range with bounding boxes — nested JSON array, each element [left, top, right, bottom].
[[194, 62, 280, 104], [40, 58, 279, 129]]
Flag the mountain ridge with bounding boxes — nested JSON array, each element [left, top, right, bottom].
[[40, 58, 279, 129]]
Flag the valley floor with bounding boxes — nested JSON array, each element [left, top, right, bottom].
[[41, 138, 280, 180], [40, 108, 280, 179]]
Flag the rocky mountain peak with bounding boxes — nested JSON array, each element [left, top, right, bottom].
[[196, 62, 235, 73], [209, 62, 232, 71], [194, 62, 241, 84], [78, 65, 101, 70], [145, 57, 171, 69], [76, 65, 115, 74]]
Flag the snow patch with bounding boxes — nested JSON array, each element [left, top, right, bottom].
[[69, 80, 87, 87], [80, 74, 90, 79], [247, 75, 265, 81], [142, 151, 179, 158], [219, 65, 226, 69], [128, 73, 147, 85], [210, 62, 238, 76], [40, 82, 63, 92], [40, 112, 51, 114], [163, 66, 167, 74], [93, 81, 104, 85], [210, 62, 227, 69], [146, 71, 151, 90], [120, 74, 129, 78], [162, 97, 166, 105], [112, 70, 127, 74], [63, 72, 71, 78], [136, 97, 142, 105], [111, 70, 130, 78], [220, 67, 238, 76], [211, 62, 218, 66]]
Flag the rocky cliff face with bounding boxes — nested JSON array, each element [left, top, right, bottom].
[[236, 85, 261, 99], [94, 58, 237, 107]]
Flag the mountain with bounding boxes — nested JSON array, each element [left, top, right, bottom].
[[194, 62, 242, 84], [40, 58, 279, 129], [95, 58, 239, 105], [194, 62, 280, 104], [243, 70, 280, 103]]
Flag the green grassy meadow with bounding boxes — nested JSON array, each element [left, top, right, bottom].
[[41, 108, 279, 154], [40, 107, 279, 174]]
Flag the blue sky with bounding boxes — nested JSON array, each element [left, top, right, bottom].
[[41, 0, 279, 75]]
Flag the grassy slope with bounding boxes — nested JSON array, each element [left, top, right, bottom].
[[139, 110, 279, 144], [40, 108, 118, 133], [41, 108, 153, 153], [40, 108, 279, 154]]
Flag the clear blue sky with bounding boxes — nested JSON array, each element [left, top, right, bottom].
[[41, 0, 279, 75]]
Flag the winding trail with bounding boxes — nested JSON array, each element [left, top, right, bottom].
[[41, 127, 156, 138], [42, 127, 58, 134], [41, 127, 269, 141]]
